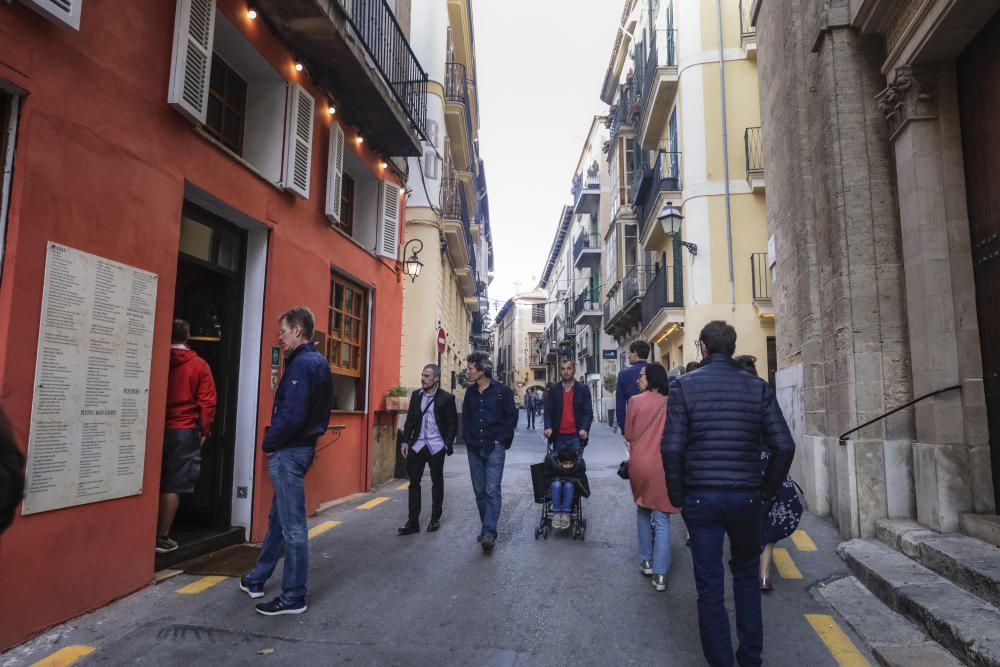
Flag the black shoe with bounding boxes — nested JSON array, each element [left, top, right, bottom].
[[397, 523, 420, 536], [239, 576, 265, 599], [255, 597, 307, 616], [476, 533, 484, 542], [481, 533, 495, 553], [427, 519, 441, 532]]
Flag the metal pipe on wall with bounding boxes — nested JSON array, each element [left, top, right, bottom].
[[715, 0, 736, 305]]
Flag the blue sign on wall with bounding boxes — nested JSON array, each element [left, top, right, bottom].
[[602, 350, 617, 359]]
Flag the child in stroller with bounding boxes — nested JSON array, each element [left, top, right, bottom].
[[532, 447, 590, 540]]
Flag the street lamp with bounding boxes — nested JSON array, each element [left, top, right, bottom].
[[657, 201, 698, 256], [402, 239, 424, 282]]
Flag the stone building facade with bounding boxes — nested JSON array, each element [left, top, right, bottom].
[[754, 0, 1000, 538]]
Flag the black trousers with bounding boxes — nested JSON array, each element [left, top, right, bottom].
[[526, 406, 536, 428], [406, 445, 445, 524]]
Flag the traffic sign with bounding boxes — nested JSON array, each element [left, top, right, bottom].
[[437, 327, 447, 353]]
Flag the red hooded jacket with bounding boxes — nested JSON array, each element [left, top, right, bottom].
[[166, 346, 217, 436]]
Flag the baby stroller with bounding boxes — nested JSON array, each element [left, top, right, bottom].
[[530, 446, 590, 541]]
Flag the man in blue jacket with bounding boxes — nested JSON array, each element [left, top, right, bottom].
[[241, 307, 333, 616], [616, 340, 649, 431], [662, 321, 795, 667], [462, 352, 518, 553], [543, 358, 593, 452]]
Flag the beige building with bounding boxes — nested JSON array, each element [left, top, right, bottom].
[[495, 291, 547, 404], [400, 0, 493, 397], [754, 0, 1000, 539]]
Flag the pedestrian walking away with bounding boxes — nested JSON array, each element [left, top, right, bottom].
[[624, 363, 678, 592], [616, 340, 649, 432], [462, 352, 518, 553], [524, 387, 537, 429], [240, 307, 334, 616], [398, 364, 457, 536], [543, 358, 593, 452], [156, 319, 217, 555], [662, 321, 795, 667]]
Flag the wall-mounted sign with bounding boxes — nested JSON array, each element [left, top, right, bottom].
[[271, 345, 281, 369], [602, 350, 618, 359], [437, 327, 447, 353]]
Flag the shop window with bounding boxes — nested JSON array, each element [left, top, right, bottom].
[[326, 273, 368, 411]]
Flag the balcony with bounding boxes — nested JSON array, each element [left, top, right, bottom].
[[639, 149, 683, 251], [740, 0, 757, 59], [445, 61, 475, 172], [573, 231, 601, 271], [745, 127, 765, 192], [574, 291, 602, 328], [641, 261, 684, 339], [577, 329, 591, 359], [609, 75, 640, 148], [441, 177, 476, 297], [751, 252, 773, 318], [604, 267, 651, 337], [638, 29, 679, 150], [256, 0, 427, 155]]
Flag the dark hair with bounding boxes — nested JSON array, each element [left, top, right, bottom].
[[423, 364, 441, 381], [685, 361, 700, 374], [556, 447, 578, 463], [643, 362, 669, 396], [699, 320, 737, 356], [171, 319, 190, 344], [630, 340, 651, 360], [733, 355, 759, 377], [280, 306, 315, 340], [0, 408, 25, 535], [559, 357, 575, 368], [466, 352, 494, 378]]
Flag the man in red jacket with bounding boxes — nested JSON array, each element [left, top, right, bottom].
[[156, 319, 217, 553]]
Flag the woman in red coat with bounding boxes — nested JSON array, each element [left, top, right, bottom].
[[624, 362, 679, 592]]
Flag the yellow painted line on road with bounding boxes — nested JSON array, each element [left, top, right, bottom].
[[805, 614, 871, 666], [30, 646, 95, 667], [773, 547, 803, 579], [397, 481, 409, 490], [176, 575, 227, 594], [308, 520, 341, 539], [792, 529, 818, 551], [357, 496, 390, 510]]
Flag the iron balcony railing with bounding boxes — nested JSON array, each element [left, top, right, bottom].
[[623, 266, 653, 304], [745, 127, 764, 175], [337, 0, 429, 139], [638, 149, 682, 235], [574, 291, 600, 318], [609, 75, 640, 146], [739, 0, 756, 38], [584, 356, 598, 375], [440, 177, 466, 222], [445, 60, 475, 152], [603, 300, 612, 324], [641, 262, 683, 326], [751, 252, 771, 301], [573, 231, 601, 263], [641, 28, 678, 114], [577, 332, 591, 357], [571, 171, 601, 204]]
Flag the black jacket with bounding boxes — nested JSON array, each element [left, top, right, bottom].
[[543, 381, 594, 440], [660, 354, 795, 507], [542, 450, 591, 498], [401, 388, 458, 453]]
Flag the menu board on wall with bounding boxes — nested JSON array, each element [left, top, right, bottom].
[[22, 243, 157, 515]]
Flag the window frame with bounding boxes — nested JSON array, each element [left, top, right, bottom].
[[338, 173, 356, 237], [205, 54, 248, 155], [326, 273, 368, 379]]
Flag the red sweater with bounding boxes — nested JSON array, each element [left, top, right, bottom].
[[165, 346, 217, 436], [559, 386, 576, 434]]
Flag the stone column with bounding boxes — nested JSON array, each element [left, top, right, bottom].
[[876, 64, 991, 531]]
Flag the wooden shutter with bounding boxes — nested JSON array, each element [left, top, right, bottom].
[[167, 0, 216, 124], [18, 0, 83, 30], [283, 83, 314, 199], [325, 122, 345, 222], [377, 180, 401, 259]]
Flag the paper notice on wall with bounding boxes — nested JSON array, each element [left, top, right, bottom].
[[22, 242, 157, 515]]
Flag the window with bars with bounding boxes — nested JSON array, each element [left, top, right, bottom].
[[327, 274, 367, 378], [531, 304, 545, 323]]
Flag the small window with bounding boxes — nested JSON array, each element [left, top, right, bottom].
[[534, 369, 545, 380], [327, 274, 367, 378], [338, 173, 355, 237], [531, 304, 545, 324], [205, 56, 247, 154]]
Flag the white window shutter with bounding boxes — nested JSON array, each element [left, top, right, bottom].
[[378, 180, 401, 259], [167, 0, 216, 124], [325, 122, 345, 222], [283, 83, 314, 199], [18, 0, 83, 30]]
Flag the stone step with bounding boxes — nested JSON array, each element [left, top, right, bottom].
[[816, 575, 963, 667], [962, 514, 1000, 549], [839, 538, 1000, 667], [877, 519, 1000, 609]]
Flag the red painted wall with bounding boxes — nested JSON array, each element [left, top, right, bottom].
[[0, 0, 405, 649]]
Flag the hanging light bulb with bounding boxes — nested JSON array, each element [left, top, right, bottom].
[[247, 7, 258, 19], [294, 62, 304, 72], [327, 105, 336, 115]]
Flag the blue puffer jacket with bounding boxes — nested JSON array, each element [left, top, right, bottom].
[[660, 354, 795, 507], [263, 342, 334, 453]]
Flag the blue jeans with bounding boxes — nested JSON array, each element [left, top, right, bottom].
[[636, 506, 671, 576], [467, 445, 506, 537], [550, 479, 575, 513], [246, 446, 315, 604], [526, 406, 535, 428], [554, 433, 583, 452], [682, 491, 764, 667]]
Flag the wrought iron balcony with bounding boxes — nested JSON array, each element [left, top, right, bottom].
[[751, 252, 771, 302], [739, 0, 756, 38], [573, 231, 601, 270], [572, 167, 601, 215], [641, 28, 677, 114], [444, 60, 475, 171], [745, 127, 765, 192], [638, 28, 679, 148], [573, 291, 602, 328], [638, 149, 682, 238], [441, 177, 467, 222], [609, 75, 640, 147], [641, 261, 683, 329], [605, 269, 651, 337]]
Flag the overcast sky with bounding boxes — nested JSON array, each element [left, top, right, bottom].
[[471, 0, 624, 315]]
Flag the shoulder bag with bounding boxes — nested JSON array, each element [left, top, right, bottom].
[[618, 397, 668, 480]]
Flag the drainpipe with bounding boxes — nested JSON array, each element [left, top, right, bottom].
[[715, 0, 736, 304]]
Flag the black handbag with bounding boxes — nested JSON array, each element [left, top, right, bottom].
[[616, 460, 630, 479]]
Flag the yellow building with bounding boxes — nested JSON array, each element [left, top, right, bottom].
[[400, 0, 493, 398], [601, 0, 774, 378]]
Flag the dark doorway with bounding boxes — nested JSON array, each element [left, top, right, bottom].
[[162, 206, 246, 564], [766, 337, 777, 387], [958, 9, 1000, 511]]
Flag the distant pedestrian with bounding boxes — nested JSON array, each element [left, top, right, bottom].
[[0, 407, 24, 535], [524, 387, 537, 430], [624, 363, 678, 592], [397, 364, 457, 536], [543, 358, 593, 452], [241, 307, 333, 616], [685, 361, 700, 374], [156, 319, 217, 554], [462, 352, 518, 553], [662, 321, 795, 666], [616, 340, 650, 432]]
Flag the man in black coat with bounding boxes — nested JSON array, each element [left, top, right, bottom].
[[398, 363, 458, 535], [662, 321, 795, 667], [543, 358, 593, 451]]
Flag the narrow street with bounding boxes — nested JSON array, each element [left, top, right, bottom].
[[4, 413, 872, 666]]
